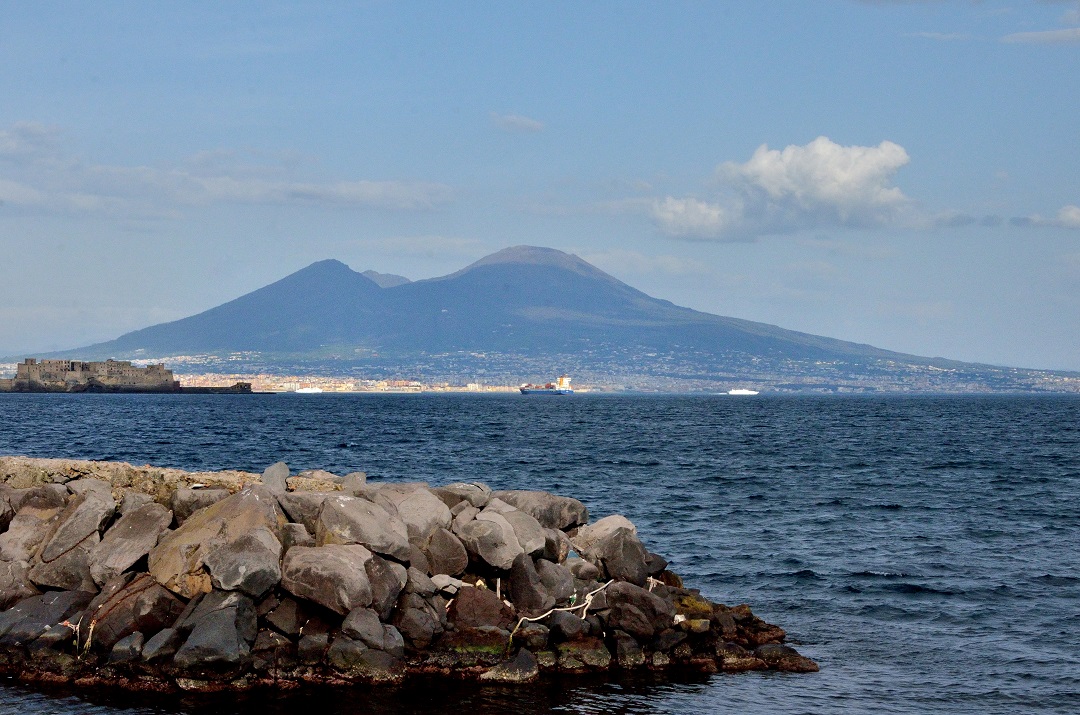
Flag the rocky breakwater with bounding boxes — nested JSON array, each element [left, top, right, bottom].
[[0, 455, 817, 692]]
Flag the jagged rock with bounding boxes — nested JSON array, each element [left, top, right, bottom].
[[0, 511, 59, 563], [502, 509, 547, 556], [754, 643, 819, 672], [276, 492, 330, 532], [457, 518, 521, 571], [67, 478, 114, 501], [281, 522, 315, 550], [29, 490, 115, 591], [261, 462, 290, 495], [0, 590, 94, 646], [171, 488, 230, 525], [281, 544, 373, 615], [88, 502, 172, 587], [365, 554, 405, 621], [8, 486, 67, 513], [566, 557, 600, 582], [423, 527, 468, 577], [492, 490, 589, 530], [28, 531, 100, 592], [479, 647, 539, 683], [408, 544, 431, 575], [202, 526, 282, 598], [0, 560, 39, 610], [405, 567, 437, 597], [543, 528, 572, 563], [327, 639, 405, 683], [108, 631, 144, 663], [536, 560, 575, 604], [555, 637, 611, 672], [570, 515, 650, 587], [509, 554, 555, 616], [645, 552, 668, 575], [446, 586, 514, 629], [314, 495, 411, 562], [392, 593, 443, 650], [716, 642, 767, 672], [149, 486, 286, 599], [612, 630, 646, 668], [512, 621, 550, 651], [341, 472, 367, 495], [174, 590, 258, 673], [0, 484, 15, 531], [431, 574, 462, 595], [141, 627, 183, 664], [545, 610, 586, 642], [118, 490, 155, 515], [431, 625, 508, 668], [264, 597, 308, 636], [297, 632, 329, 664], [431, 482, 492, 509], [603, 582, 675, 640], [79, 572, 185, 651], [341, 607, 405, 656], [375, 486, 452, 544]]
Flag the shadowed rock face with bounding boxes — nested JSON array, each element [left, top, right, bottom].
[[0, 456, 819, 692]]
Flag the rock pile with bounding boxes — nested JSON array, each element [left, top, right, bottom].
[[0, 456, 817, 692]]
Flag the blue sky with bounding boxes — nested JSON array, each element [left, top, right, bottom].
[[1, 1, 1078, 369]]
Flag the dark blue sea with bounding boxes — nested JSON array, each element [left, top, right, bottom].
[[1, 393, 1078, 714]]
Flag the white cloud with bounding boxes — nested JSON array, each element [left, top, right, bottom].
[[1002, 27, 1080, 44], [1013, 204, 1080, 229], [491, 112, 545, 133], [652, 136, 912, 241], [0, 122, 451, 217]]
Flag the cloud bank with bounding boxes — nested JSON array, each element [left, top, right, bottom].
[[0, 122, 451, 217], [652, 136, 912, 241], [491, 113, 545, 133]]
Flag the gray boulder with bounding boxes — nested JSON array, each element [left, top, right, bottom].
[[457, 519, 520, 571], [0, 560, 38, 610], [570, 515, 650, 586], [0, 590, 94, 647], [492, 490, 589, 530], [276, 492, 331, 532], [509, 553, 556, 616], [377, 486, 453, 544], [315, 494, 411, 562], [281, 544, 374, 615], [261, 462, 290, 495], [536, 559, 576, 604], [281, 522, 315, 550], [202, 526, 282, 598], [366, 554, 405, 621], [422, 528, 468, 577], [29, 490, 116, 590], [431, 482, 492, 509], [171, 488, 230, 525], [149, 485, 286, 599], [0, 511, 57, 563], [118, 490, 155, 515], [174, 590, 258, 673], [78, 572, 185, 651], [479, 647, 539, 683], [89, 502, 173, 587], [602, 581, 675, 640], [502, 509, 547, 556]]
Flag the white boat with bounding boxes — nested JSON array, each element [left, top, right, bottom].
[[294, 387, 323, 394], [727, 388, 759, 395]]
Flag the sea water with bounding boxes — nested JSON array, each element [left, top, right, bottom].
[[0, 393, 1077, 714]]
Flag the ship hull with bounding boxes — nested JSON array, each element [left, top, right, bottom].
[[519, 388, 573, 395]]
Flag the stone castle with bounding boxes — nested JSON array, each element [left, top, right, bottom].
[[0, 358, 180, 393]]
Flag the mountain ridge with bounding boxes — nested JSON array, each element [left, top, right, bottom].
[[13, 246, 1076, 392]]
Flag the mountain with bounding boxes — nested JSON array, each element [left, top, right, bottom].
[[31, 246, 1077, 392]]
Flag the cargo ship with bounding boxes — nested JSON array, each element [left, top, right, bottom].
[[519, 375, 573, 395]]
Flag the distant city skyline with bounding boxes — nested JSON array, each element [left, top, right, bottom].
[[1, 2, 1078, 369]]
